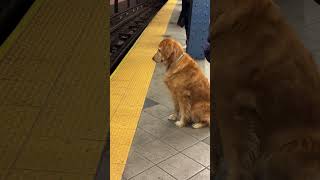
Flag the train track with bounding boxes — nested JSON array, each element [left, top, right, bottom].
[[110, 0, 166, 73]]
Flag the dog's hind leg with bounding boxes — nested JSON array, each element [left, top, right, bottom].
[[191, 103, 210, 129], [192, 113, 209, 129]]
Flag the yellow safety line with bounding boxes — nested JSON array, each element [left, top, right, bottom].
[[110, 0, 178, 179], [0, 0, 45, 60]]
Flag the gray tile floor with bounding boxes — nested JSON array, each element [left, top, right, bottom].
[[122, 1, 210, 179]]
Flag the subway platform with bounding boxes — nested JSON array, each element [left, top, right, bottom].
[[121, 1, 210, 179], [110, 0, 210, 179]]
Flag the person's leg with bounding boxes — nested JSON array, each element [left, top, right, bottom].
[[184, 0, 191, 46], [177, 0, 186, 27]]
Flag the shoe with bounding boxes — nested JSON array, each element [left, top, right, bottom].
[[182, 44, 187, 50]]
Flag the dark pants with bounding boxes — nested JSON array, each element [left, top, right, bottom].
[[177, 0, 191, 44], [182, 0, 191, 43]]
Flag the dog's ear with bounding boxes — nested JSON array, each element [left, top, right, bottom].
[[167, 44, 178, 63], [169, 45, 183, 66], [161, 41, 174, 61]]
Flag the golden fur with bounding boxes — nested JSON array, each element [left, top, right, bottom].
[[212, 0, 320, 179], [152, 38, 210, 129]]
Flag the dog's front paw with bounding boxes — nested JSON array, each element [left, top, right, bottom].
[[175, 120, 185, 128], [168, 114, 177, 121]]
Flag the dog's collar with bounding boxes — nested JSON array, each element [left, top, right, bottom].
[[175, 53, 185, 64], [167, 53, 185, 72]]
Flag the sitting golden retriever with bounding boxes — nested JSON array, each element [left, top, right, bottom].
[[212, 0, 320, 179], [152, 38, 210, 129]]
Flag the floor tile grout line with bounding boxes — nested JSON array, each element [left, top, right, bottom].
[[132, 136, 204, 166], [131, 146, 181, 168], [125, 149, 180, 180], [180, 149, 210, 168], [3, 2, 99, 178], [131, 128, 159, 147], [133, 130, 196, 152], [185, 167, 207, 180], [155, 164, 179, 180], [125, 154, 157, 180], [143, 109, 172, 118], [158, 135, 201, 153], [127, 164, 178, 180], [180, 129, 210, 141], [136, 120, 202, 152], [163, 151, 207, 169], [126, 164, 157, 180], [154, 155, 205, 180]]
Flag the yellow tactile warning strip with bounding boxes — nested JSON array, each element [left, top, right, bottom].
[[110, 0, 178, 179], [0, 0, 107, 179]]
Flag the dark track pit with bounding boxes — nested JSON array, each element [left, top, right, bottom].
[[0, 0, 35, 46]]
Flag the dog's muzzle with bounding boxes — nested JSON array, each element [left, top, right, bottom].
[[152, 54, 161, 63]]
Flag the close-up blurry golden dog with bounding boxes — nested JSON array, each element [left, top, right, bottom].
[[211, 0, 320, 179], [152, 38, 210, 129]]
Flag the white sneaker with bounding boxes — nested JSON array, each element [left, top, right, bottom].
[[182, 44, 187, 50]]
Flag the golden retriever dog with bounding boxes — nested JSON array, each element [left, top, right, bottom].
[[152, 38, 210, 129], [211, 0, 320, 179]]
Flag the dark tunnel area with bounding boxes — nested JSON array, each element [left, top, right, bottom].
[[0, 0, 35, 46]]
